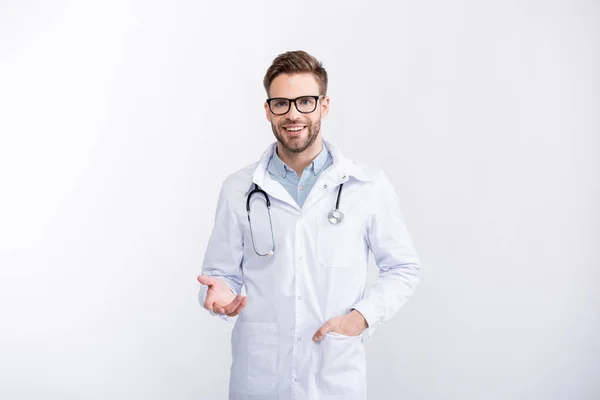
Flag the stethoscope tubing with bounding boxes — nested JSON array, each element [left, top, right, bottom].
[[247, 183, 344, 256]]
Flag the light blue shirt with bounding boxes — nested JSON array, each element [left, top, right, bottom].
[[267, 144, 333, 207]]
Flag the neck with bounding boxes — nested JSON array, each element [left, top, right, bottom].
[[277, 138, 323, 177]]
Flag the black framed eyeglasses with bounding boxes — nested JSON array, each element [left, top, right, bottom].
[[266, 95, 324, 115]]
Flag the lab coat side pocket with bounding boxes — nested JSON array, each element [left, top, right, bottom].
[[317, 332, 367, 395], [230, 321, 279, 396]]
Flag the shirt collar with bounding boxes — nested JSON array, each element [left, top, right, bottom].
[[267, 142, 329, 178], [250, 139, 378, 195], [310, 144, 329, 175], [267, 147, 289, 178]]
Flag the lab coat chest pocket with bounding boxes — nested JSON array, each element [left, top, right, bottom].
[[317, 216, 364, 268], [317, 332, 367, 395], [230, 321, 278, 396]]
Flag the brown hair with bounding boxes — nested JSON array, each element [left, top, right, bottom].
[[263, 50, 328, 97]]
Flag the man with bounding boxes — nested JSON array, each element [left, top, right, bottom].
[[197, 50, 421, 399]]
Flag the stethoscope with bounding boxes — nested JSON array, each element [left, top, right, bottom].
[[246, 183, 344, 256]]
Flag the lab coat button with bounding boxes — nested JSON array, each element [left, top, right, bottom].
[[297, 296, 302, 300], [296, 336, 301, 341], [294, 378, 299, 383], [298, 256, 303, 261]]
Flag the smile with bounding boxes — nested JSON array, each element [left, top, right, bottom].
[[284, 126, 306, 133]]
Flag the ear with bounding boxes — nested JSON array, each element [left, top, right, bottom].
[[320, 96, 331, 118], [264, 101, 271, 121]]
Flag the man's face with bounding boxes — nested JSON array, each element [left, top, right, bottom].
[[265, 73, 330, 154]]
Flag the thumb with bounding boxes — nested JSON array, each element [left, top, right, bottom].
[[312, 321, 333, 342], [197, 275, 215, 286]]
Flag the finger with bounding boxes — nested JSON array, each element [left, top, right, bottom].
[[221, 294, 244, 314], [203, 298, 215, 311], [227, 296, 248, 317], [226, 296, 247, 317], [197, 275, 215, 286], [312, 322, 333, 342], [202, 282, 217, 311]]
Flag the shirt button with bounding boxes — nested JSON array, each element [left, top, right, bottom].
[[294, 378, 299, 383], [298, 256, 303, 261], [296, 336, 301, 341], [298, 215, 303, 220], [298, 296, 302, 300], [299, 186, 304, 191]]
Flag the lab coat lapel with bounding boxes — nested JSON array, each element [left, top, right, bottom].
[[248, 140, 377, 212], [300, 167, 346, 213], [249, 142, 301, 211], [301, 140, 361, 212]]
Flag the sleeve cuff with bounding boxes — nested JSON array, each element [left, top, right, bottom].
[[351, 299, 380, 342], [352, 299, 378, 328]]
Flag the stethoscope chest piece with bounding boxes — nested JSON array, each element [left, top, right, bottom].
[[328, 209, 344, 224]]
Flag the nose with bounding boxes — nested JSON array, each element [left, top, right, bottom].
[[286, 100, 302, 119]]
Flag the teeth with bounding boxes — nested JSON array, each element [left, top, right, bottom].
[[286, 127, 304, 132]]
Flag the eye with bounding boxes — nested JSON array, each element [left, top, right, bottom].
[[299, 97, 316, 106]]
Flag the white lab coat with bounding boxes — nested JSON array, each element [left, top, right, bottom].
[[199, 140, 421, 400]]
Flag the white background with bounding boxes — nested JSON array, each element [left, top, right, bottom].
[[1, 1, 598, 399]]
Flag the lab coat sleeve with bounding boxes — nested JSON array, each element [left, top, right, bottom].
[[198, 180, 244, 321], [351, 172, 421, 340]]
